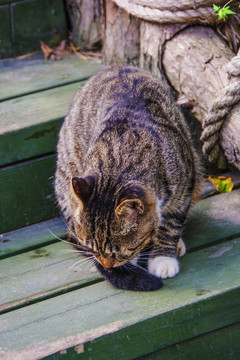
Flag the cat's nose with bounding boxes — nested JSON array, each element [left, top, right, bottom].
[[99, 255, 113, 268]]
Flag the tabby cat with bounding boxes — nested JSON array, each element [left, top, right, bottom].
[[55, 65, 202, 291]]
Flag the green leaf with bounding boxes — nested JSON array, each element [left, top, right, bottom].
[[213, 2, 236, 21], [208, 176, 234, 193], [213, 4, 221, 12], [225, 8, 236, 15]]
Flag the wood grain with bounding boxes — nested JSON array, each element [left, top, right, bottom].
[[0, 155, 58, 233], [0, 238, 239, 359], [0, 217, 66, 259], [0, 54, 103, 102], [0, 242, 101, 314]]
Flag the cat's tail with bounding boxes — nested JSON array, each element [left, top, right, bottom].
[[95, 262, 163, 291]]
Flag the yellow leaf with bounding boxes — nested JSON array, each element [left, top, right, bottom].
[[208, 176, 234, 193]]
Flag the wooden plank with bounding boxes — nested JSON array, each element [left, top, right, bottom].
[[0, 155, 58, 233], [0, 217, 66, 259], [0, 5, 12, 58], [1, 186, 239, 256], [0, 82, 82, 166], [12, 0, 67, 56], [0, 0, 23, 4], [183, 189, 240, 250], [0, 54, 104, 102], [140, 322, 240, 360], [0, 242, 101, 314], [0, 238, 239, 359]]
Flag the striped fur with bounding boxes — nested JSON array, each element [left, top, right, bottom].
[[55, 66, 202, 290]]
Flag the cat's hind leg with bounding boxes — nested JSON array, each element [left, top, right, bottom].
[[177, 237, 186, 257]]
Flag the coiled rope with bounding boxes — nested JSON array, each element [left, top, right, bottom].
[[201, 52, 240, 168], [111, 0, 227, 24]]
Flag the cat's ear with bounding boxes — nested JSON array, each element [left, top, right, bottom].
[[115, 198, 144, 225], [72, 176, 96, 208]]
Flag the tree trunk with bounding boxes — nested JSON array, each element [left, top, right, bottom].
[[139, 21, 187, 77], [103, 0, 141, 65], [66, 0, 103, 50], [162, 26, 240, 170]]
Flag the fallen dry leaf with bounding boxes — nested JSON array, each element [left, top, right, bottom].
[[40, 41, 62, 61], [69, 43, 89, 60], [55, 40, 70, 56], [208, 175, 234, 193], [40, 41, 53, 59]]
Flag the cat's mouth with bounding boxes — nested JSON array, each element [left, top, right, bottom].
[[96, 255, 125, 269]]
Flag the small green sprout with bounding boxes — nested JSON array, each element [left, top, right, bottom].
[[213, 1, 237, 21]]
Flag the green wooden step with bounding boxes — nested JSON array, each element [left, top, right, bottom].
[[0, 217, 66, 259], [0, 55, 104, 166], [183, 188, 240, 250], [0, 54, 103, 102], [0, 242, 101, 315], [0, 155, 58, 233], [1, 189, 240, 256], [2, 187, 240, 314], [0, 54, 104, 233], [0, 189, 239, 358], [0, 237, 239, 359], [139, 323, 240, 360], [0, 83, 80, 166], [0, 0, 67, 58]]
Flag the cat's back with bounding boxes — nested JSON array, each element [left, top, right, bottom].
[[57, 65, 198, 179], [64, 65, 188, 138]]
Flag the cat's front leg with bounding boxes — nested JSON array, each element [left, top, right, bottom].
[[148, 255, 180, 279], [148, 236, 186, 279]]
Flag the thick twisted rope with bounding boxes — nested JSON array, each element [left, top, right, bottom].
[[200, 53, 240, 168], [111, 0, 226, 24]]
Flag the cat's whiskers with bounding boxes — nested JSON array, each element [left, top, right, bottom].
[[59, 215, 80, 242], [85, 258, 97, 272], [125, 262, 149, 274], [123, 264, 138, 274], [60, 249, 89, 255], [69, 256, 95, 271], [47, 228, 70, 245]]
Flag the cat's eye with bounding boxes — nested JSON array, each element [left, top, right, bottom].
[[86, 239, 92, 246]]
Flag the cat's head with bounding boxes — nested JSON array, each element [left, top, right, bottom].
[[70, 175, 161, 268]]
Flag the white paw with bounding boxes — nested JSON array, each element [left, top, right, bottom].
[[177, 238, 186, 257], [148, 256, 179, 279]]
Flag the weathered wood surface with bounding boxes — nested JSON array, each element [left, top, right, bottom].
[[66, 0, 103, 50], [102, 2, 186, 76], [0, 54, 103, 102], [0, 217, 66, 259], [0, 188, 240, 358], [162, 26, 240, 170], [183, 189, 240, 250], [139, 21, 187, 77], [0, 189, 239, 312], [0, 155, 58, 233], [0, 55, 104, 166], [0, 242, 100, 315], [0, 237, 239, 359], [103, 0, 141, 65], [0, 83, 80, 166], [141, 323, 240, 360]]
